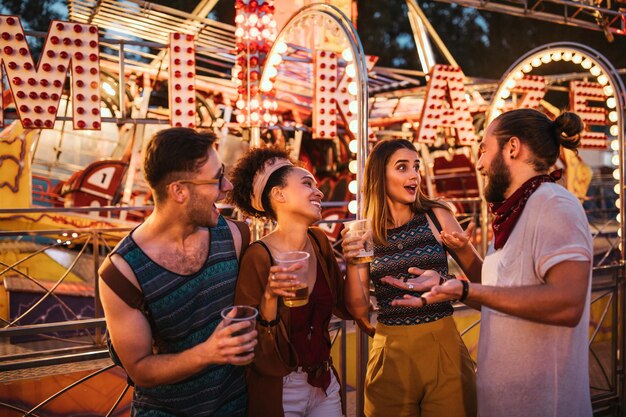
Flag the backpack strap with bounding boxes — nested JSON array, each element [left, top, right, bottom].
[[426, 209, 448, 255], [307, 228, 323, 253], [99, 255, 146, 312], [233, 220, 251, 256], [253, 240, 275, 265]]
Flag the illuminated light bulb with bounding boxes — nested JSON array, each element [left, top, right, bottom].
[[495, 99, 506, 108], [611, 139, 620, 151], [260, 79, 274, 92], [349, 120, 358, 133], [614, 183, 620, 194], [604, 86, 614, 96], [617, 213, 622, 223], [619, 228, 622, 238], [271, 115, 278, 124], [505, 78, 516, 89], [612, 154, 620, 166], [250, 99, 259, 109], [613, 168, 620, 180], [348, 81, 358, 96], [346, 64, 356, 78], [261, 29, 271, 39], [249, 27, 259, 38], [236, 114, 245, 124], [609, 111, 618, 123], [263, 113, 271, 123], [235, 28, 244, 38], [349, 139, 358, 154], [235, 14, 244, 24], [342, 48, 353, 62], [607, 97, 616, 109], [102, 81, 116, 97], [522, 64, 532, 73], [236, 99, 245, 109], [263, 100, 272, 109], [531, 58, 541, 67], [250, 112, 260, 122], [348, 200, 358, 214], [552, 52, 562, 61], [348, 180, 358, 195], [491, 109, 502, 119], [581, 59, 593, 69], [541, 54, 552, 63], [269, 20, 277, 28], [562, 52, 573, 61], [266, 66, 278, 78], [261, 15, 271, 25], [597, 75, 609, 85], [349, 160, 358, 174], [513, 71, 524, 80], [275, 41, 287, 54], [349, 100, 358, 114], [572, 54, 583, 64], [269, 53, 282, 66], [610, 125, 619, 137], [249, 14, 258, 25], [590, 66, 601, 76], [500, 89, 511, 99]]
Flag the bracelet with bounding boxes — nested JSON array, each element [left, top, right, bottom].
[[459, 280, 470, 302], [439, 273, 456, 285], [258, 314, 280, 327]]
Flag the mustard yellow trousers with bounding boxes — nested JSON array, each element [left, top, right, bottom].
[[365, 317, 477, 417]]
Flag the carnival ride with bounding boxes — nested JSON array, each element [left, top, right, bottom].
[[0, 0, 625, 415]]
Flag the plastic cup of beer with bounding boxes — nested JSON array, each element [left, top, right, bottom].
[[220, 305, 258, 362], [274, 251, 310, 307], [345, 219, 374, 264]]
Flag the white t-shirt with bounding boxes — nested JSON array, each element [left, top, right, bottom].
[[477, 183, 593, 417]]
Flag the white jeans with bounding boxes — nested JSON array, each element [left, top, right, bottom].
[[282, 369, 343, 417]]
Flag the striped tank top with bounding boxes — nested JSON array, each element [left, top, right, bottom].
[[113, 216, 246, 417], [371, 212, 452, 326]]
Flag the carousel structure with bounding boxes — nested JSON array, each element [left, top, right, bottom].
[[0, 0, 625, 415]]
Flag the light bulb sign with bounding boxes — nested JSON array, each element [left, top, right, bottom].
[[0, 15, 198, 130]]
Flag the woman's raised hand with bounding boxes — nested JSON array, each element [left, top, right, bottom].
[[440, 221, 475, 251], [341, 226, 366, 264]]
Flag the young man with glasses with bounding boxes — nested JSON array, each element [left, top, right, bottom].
[[99, 128, 255, 416]]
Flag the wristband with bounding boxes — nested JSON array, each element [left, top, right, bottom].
[[459, 280, 469, 302], [258, 314, 280, 327]]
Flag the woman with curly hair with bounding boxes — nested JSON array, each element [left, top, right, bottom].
[[230, 147, 372, 417]]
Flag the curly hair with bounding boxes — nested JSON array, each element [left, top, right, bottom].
[[228, 147, 295, 220]]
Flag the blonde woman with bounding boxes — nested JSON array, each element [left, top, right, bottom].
[[343, 138, 481, 417]]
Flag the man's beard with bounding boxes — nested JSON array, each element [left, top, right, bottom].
[[188, 193, 218, 228], [484, 151, 511, 203]]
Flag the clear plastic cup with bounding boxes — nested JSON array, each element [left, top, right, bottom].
[[220, 305, 258, 360], [344, 219, 374, 264], [274, 251, 310, 307]]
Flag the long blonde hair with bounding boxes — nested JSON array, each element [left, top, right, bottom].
[[363, 139, 451, 245]]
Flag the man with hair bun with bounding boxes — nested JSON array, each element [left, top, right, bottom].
[[391, 109, 593, 417]]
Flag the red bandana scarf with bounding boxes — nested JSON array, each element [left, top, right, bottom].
[[489, 169, 562, 250]]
